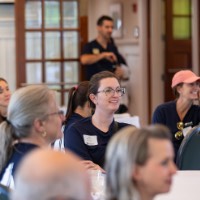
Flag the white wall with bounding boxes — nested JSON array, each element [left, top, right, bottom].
[[88, 0, 139, 40], [150, 0, 165, 114]]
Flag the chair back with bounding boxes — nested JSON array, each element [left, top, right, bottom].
[[176, 126, 200, 170], [114, 114, 140, 128], [0, 183, 10, 200]]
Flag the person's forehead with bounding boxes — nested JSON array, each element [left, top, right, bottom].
[[0, 81, 8, 90], [0, 80, 7, 86], [99, 77, 119, 87], [102, 20, 113, 26], [48, 95, 58, 108], [147, 138, 171, 156]]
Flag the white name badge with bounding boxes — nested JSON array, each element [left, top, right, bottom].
[[83, 135, 98, 146], [92, 48, 100, 55], [183, 126, 192, 137]]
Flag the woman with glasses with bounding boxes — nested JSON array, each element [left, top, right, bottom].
[[152, 70, 200, 161], [0, 85, 63, 188], [0, 78, 11, 124], [65, 71, 130, 171]]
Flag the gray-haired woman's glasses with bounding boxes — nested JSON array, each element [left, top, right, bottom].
[[97, 87, 125, 97]]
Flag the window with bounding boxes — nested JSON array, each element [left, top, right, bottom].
[[16, 0, 80, 106]]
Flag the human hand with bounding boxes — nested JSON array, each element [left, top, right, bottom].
[[114, 66, 124, 79], [102, 52, 117, 63], [80, 160, 106, 173]]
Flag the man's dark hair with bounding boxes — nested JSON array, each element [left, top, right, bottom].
[[97, 15, 113, 26]]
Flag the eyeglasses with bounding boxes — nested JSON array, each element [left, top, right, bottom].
[[175, 122, 184, 140], [97, 87, 125, 97], [45, 110, 64, 117]]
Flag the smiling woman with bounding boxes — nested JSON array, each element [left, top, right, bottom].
[[152, 70, 200, 161], [0, 78, 11, 124], [64, 71, 131, 171]]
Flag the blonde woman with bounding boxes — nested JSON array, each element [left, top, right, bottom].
[[105, 125, 177, 200]]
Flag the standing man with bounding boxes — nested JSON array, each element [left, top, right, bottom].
[[81, 15, 130, 113], [80, 15, 128, 81]]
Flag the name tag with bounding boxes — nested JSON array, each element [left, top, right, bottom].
[[83, 135, 98, 146], [92, 48, 100, 54]]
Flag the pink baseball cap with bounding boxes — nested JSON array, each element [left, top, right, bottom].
[[171, 70, 200, 88]]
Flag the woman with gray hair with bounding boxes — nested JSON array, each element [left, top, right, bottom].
[[0, 85, 63, 189], [105, 125, 177, 200]]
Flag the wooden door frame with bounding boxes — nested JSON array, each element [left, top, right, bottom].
[[147, 0, 151, 123], [15, 0, 80, 106], [15, 1, 25, 88], [79, 15, 88, 81], [199, 1, 200, 69]]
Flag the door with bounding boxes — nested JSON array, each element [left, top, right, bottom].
[[79, 15, 88, 81], [164, 0, 192, 101], [15, 0, 80, 106]]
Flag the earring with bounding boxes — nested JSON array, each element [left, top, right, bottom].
[[42, 131, 47, 137]]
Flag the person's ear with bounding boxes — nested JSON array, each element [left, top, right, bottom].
[[89, 93, 97, 105], [86, 101, 90, 109], [33, 118, 45, 133], [132, 165, 142, 181], [97, 25, 101, 32], [176, 85, 182, 94]]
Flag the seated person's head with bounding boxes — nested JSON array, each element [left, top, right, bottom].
[[65, 81, 91, 121], [171, 70, 200, 98], [88, 71, 125, 113], [0, 77, 11, 119], [0, 85, 63, 172], [7, 84, 63, 140], [11, 148, 91, 200], [105, 125, 177, 200]]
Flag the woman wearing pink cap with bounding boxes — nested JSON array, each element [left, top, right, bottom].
[[152, 70, 200, 161]]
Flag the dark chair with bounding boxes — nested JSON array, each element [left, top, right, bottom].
[[176, 126, 200, 170], [0, 183, 10, 200]]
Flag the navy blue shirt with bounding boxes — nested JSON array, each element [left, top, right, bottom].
[[0, 143, 38, 186], [65, 117, 129, 168], [63, 113, 84, 148], [152, 101, 200, 158], [81, 39, 126, 80]]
